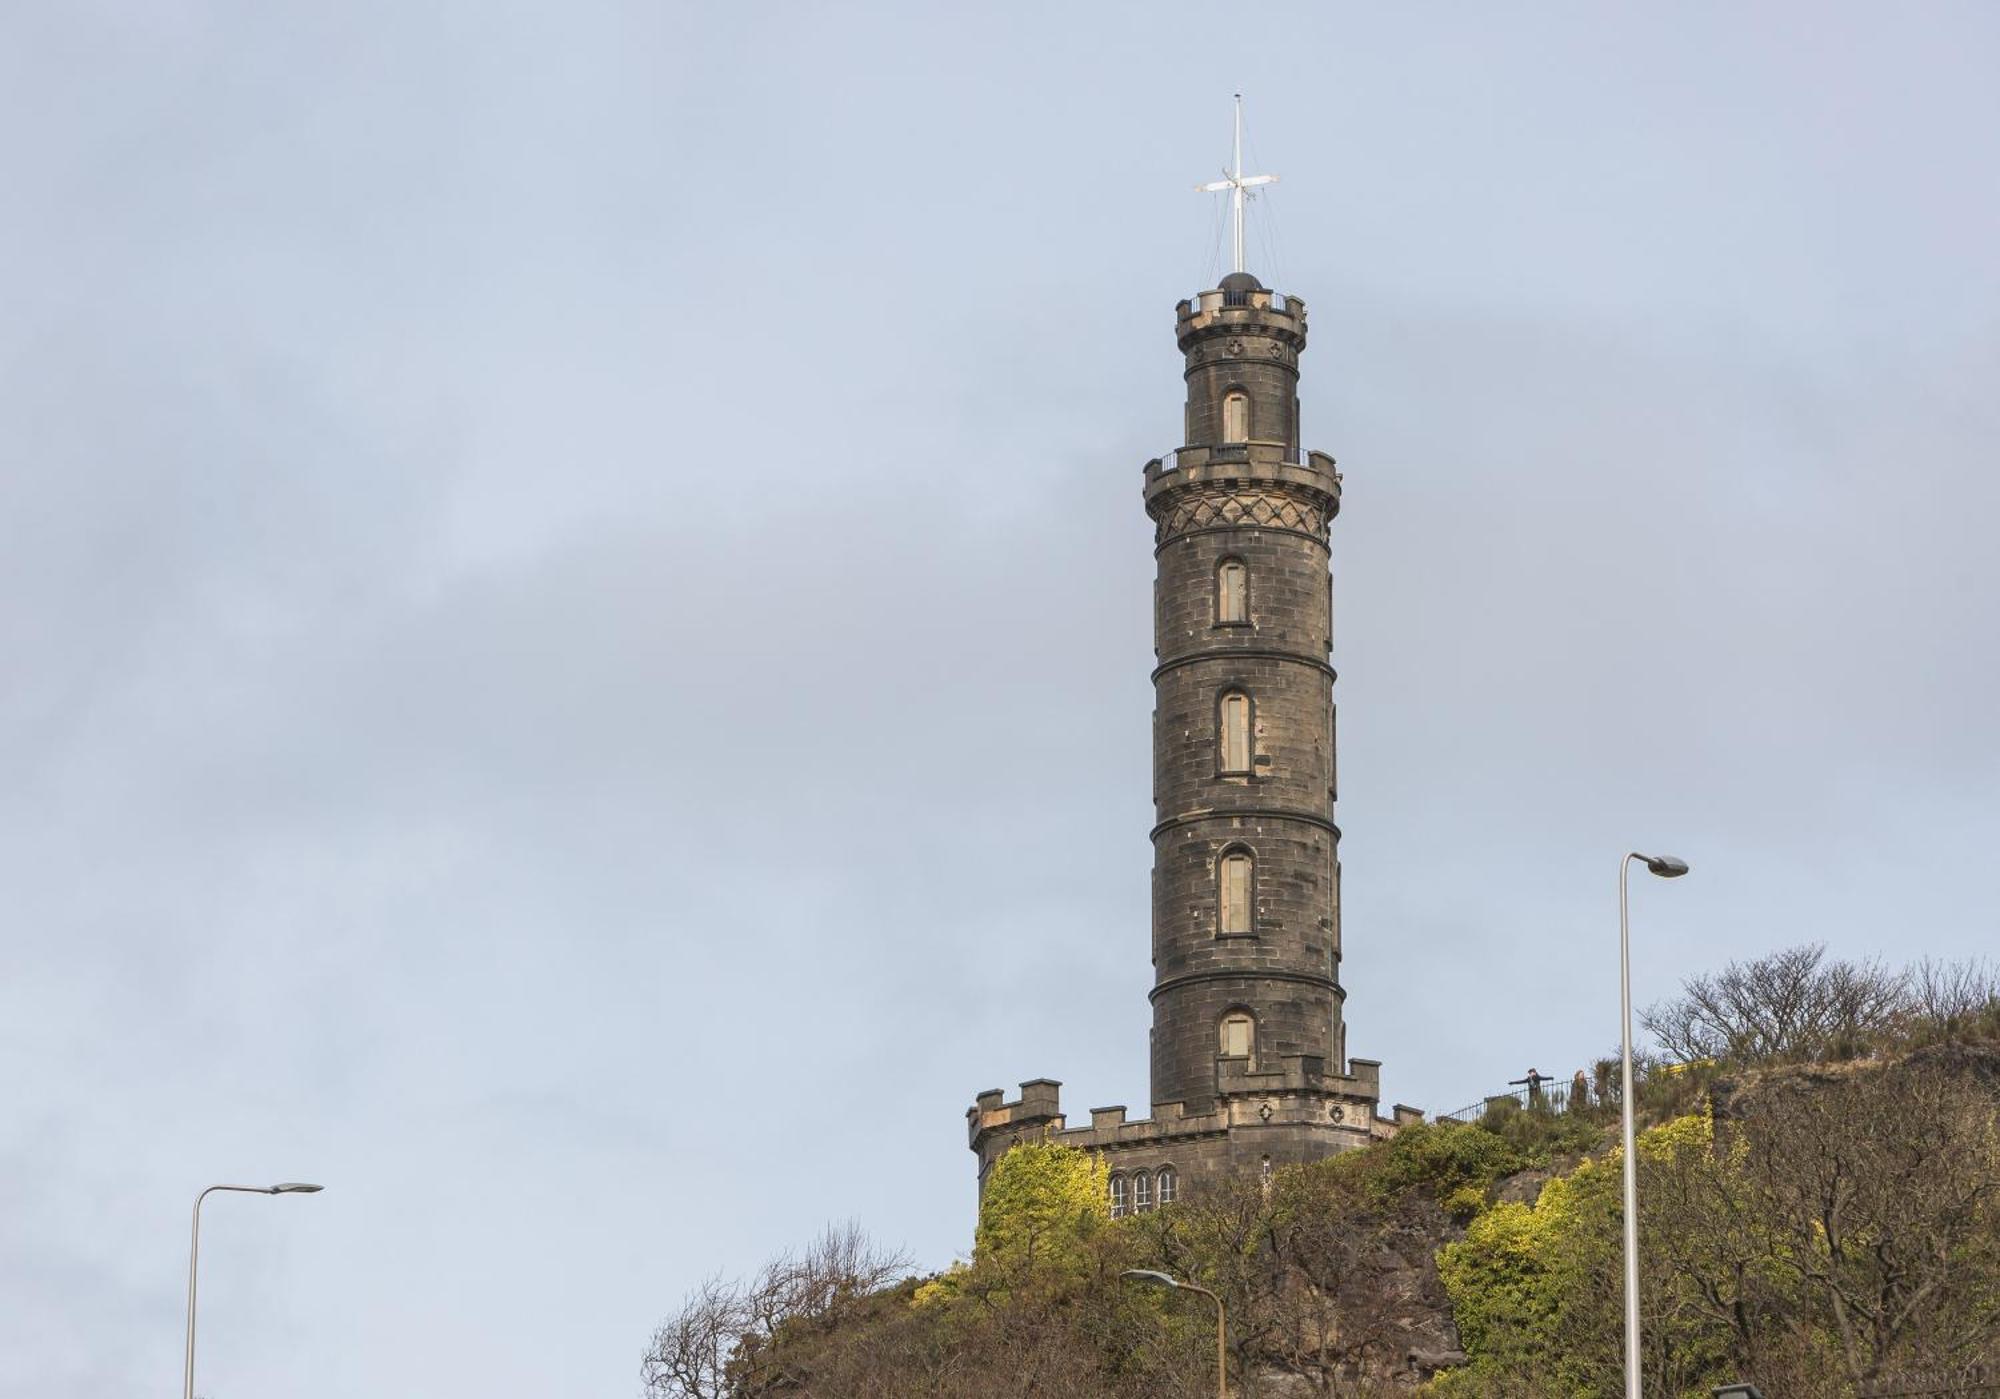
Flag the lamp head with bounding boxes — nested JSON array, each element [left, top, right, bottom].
[[1642, 855, 1690, 878], [270, 1183, 323, 1194], [1120, 1269, 1180, 1290]]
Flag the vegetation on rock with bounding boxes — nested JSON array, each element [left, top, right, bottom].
[[642, 949, 2000, 1397], [971, 1138, 1110, 1279]]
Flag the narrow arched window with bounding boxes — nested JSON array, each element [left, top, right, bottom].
[[1216, 559, 1247, 624], [1220, 851, 1253, 935], [1156, 1166, 1179, 1205], [1109, 1174, 1129, 1218], [1222, 391, 1249, 443], [1219, 692, 1251, 774], [1133, 1170, 1154, 1213], [1220, 1011, 1254, 1059]]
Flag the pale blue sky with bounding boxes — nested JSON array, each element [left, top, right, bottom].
[[5, 4, 1997, 1396]]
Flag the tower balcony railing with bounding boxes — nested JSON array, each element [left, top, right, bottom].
[[1179, 288, 1301, 316], [1146, 441, 1339, 479]]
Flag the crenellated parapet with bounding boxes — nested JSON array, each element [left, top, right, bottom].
[[968, 1073, 1418, 1198], [1175, 285, 1308, 355]]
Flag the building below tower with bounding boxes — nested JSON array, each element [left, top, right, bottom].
[[969, 1071, 1422, 1211]]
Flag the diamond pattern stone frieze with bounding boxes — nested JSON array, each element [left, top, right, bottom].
[[1152, 488, 1329, 544]]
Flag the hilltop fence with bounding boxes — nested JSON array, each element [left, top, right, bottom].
[[1435, 1078, 1589, 1124], [1435, 1058, 1718, 1126]]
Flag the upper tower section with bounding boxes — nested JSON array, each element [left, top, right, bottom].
[[1147, 273, 1340, 550], [1175, 272, 1310, 458]]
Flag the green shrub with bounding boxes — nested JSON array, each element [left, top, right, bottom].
[[972, 1139, 1109, 1283], [1475, 1102, 1607, 1163], [1432, 1113, 1737, 1397], [1312, 1120, 1537, 1220]]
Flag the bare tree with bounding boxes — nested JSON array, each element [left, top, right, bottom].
[[641, 1224, 909, 1399], [1906, 957, 2000, 1043], [642, 1274, 750, 1399], [1724, 1055, 2000, 1390], [1644, 943, 1908, 1065]]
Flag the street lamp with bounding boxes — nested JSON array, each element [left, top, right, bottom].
[[1121, 1268, 1228, 1399], [185, 1183, 323, 1399], [1619, 852, 1688, 1399]]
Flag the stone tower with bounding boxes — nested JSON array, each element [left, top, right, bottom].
[[1145, 269, 1347, 1111], [967, 272, 1412, 1206]]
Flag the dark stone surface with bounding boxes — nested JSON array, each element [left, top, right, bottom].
[[1148, 286, 1351, 1116], [967, 280, 1393, 1202]]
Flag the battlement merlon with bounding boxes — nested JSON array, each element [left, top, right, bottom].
[[1216, 1052, 1381, 1100], [967, 1079, 1065, 1151]]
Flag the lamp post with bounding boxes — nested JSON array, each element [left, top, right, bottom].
[[185, 1182, 322, 1399], [1619, 852, 1688, 1399], [1121, 1268, 1227, 1399]]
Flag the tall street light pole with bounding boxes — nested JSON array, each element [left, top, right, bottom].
[[185, 1182, 323, 1399], [1121, 1269, 1228, 1399], [1619, 852, 1688, 1399]]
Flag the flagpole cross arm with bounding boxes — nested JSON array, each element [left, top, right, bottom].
[[1194, 95, 1278, 275]]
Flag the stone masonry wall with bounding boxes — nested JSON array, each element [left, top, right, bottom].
[[1146, 282, 1347, 1114]]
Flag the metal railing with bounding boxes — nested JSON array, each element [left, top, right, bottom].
[[1148, 443, 1334, 475], [1220, 289, 1290, 311], [1436, 1057, 1720, 1126], [1436, 1080, 1591, 1124], [1189, 288, 1294, 314]]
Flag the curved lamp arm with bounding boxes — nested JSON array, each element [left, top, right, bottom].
[[186, 1183, 323, 1399]]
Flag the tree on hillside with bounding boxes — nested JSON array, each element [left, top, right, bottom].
[[971, 1139, 1109, 1283], [1435, 1050, 2000, 1396], [1646, 944, 2000, 1068], [1434, 1113, 1732, 1397], [1644, 943, 1907, 1065], [641, 1223, 907, 1399], [1906, 957, 2000, 1043], [1730, 1052, 2000, 1389]]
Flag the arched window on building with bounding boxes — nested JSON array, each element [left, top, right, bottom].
[[1156, 1166, 1179, 1206], [1219, 1010, 1255, 1059], [1133, 1169, 1154, 1213], [1219, 850, 1253, 935], [1222, 390, 1250, 443], [1109, 1173, 1129, 1218], [1219, 692, 1251, 774], [1216, 558, 1247, 625]]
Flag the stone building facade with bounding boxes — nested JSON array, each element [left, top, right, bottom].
[[968, 273, 1417, 1210]]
